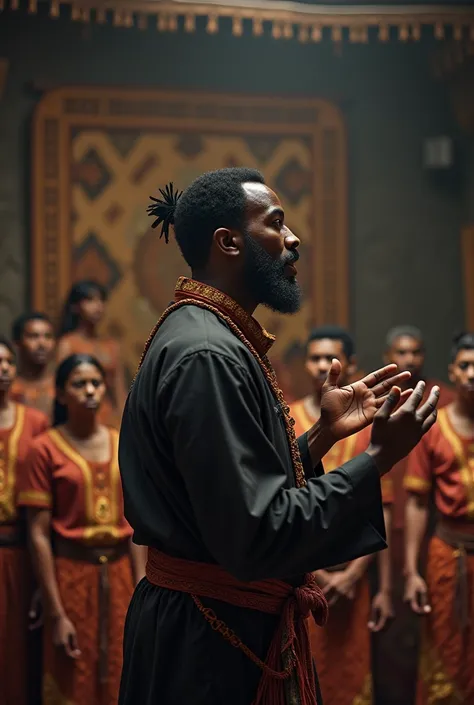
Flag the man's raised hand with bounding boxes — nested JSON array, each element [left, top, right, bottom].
[[319, 359, 412, 442], [367, 381, 439, 475]]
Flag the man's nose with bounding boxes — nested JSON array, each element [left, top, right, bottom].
[[284, 230, 300, 251]]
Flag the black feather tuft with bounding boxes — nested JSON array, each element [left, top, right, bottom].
[[147, 182, 183, 243]]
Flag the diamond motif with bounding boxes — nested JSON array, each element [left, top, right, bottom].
[[244, 136, 281, 164], [73, 232, 122, 292], [73, 148, 112, 200], [176, 135, 204, 159], [107, 130, 140, 158], [274, 157, 311, 206]]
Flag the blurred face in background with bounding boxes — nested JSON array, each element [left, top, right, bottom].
[[385, 335, 424, 385], [449, 349, 474, 401], [75, 294, 106, 328], [19, 319, 55, 367], [305, 338, 354, 394]]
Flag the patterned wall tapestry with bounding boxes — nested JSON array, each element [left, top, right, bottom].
[[32, 87, 348, 398]]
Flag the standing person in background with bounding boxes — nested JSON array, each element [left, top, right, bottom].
[[10, 312, 56, 419], [0, 336, 49, 705], [19, 354, 146, 705], [384, 325, 454, 532], [290, 326, 394, 705], [57, 281, 127, 429], [404, 332, 474, 705]]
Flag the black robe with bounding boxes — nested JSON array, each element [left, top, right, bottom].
[[118, 303, 386, 705]]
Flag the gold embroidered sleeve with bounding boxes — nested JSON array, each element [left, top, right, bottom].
[[17, 489, 53, 508], [404, 475, 431, 494]]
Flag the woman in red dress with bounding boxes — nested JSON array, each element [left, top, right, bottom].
[[56, 281, 127, 428], [19, 353, 146, 705], [0, 336, 49, 705]]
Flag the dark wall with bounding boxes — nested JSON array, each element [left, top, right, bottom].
[[0, 9, 466, 378]]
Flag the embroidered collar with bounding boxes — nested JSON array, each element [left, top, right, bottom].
[[174, 277, 275, 356]]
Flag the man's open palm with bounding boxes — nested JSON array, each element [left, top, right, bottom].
[[320, 360, 411, 441]]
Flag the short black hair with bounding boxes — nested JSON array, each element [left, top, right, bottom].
[[306, 325, 355, 359], [0, 335, 16, 361], [386, 325, 424, 350], [12, 312, 53, 343], [451, 331, 474, 362], [174, 167, 265, 270]]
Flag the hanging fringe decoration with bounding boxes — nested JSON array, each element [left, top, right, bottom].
[[3, 1, 474, 46]]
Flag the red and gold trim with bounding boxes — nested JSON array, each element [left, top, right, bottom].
[[175, 277, 275, 357], [0, 403, 26, 523], [437, 407, 474, 519], [17, 488, 53, 507], [48, 427, 122, 543], [404, 475, 432, 494]]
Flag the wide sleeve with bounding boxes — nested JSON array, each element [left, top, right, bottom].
[[404, 431, 433, 495], [160, 350, 386, 582], [17, 438, 54, 509]]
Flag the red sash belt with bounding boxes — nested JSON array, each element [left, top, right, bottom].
[[146, 547, 328, 705]]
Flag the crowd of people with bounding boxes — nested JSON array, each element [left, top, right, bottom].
[[0, 280, 146, 705], [1, 268, 473, 705]]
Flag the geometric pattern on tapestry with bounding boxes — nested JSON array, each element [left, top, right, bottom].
[[71, 129, 315, 386]]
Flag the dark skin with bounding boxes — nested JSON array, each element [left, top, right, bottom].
[[27, 362, 147, 657], [405, 348, 474, 614], [16, 319, 55, 381], [384, 335, 425, 389], [0, 344, 17, 427], [193, 181, 440, 474]]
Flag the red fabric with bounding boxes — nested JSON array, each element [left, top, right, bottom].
[[146, 547, 328, 705], [18, 428, 132, 545], [0, 547, 31, 705]]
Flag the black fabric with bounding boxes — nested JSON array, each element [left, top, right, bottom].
[[118, 304, 386, 704]]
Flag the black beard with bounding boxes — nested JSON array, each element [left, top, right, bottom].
[[243, 235, 302, 314]]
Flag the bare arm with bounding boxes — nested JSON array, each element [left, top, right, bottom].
[[27, 508, 81, 657], [404, 493, 430, 614], [369, 506, 394, 632], [28, 508, 64, 619], [378, 506, 392, 594], [405, 494, 429, 575], [129, 540, 147, 584]]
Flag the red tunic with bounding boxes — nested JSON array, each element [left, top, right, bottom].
[[405, 406, 474, 704], [10, 375, 55, 420], [18, 427, 133, 705], [0, 403, 49, 705]]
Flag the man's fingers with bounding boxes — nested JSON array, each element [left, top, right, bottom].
[[324, 359, 342, 389], [416, 387, 440, 421], [375, 388, 414, 409], [359, 364, 398, 389], [374, 387, 401, 420], [370, 372, 411, 399], [369, 614, 386, 633], [400, 380, 426, 412], [422, 410, 438, 433]]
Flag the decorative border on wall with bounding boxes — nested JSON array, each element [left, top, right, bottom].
[[31, 86, 349, 326], [461, 226, 474, 331], [4, 0, 474, 43]]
